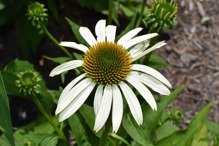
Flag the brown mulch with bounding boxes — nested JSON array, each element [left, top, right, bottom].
[[158, 0, 219, 125]]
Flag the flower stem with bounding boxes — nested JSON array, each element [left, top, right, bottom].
[[136, 0, 147, 27], [42, 26, 72, 58], [32, 95, 68, 143], [107, 0, 113, 25], [99, 120, 111, 146]]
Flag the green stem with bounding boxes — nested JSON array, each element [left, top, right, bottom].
[[99, 120, 111, 146], [136, 0, 147, 27], [107, 0, 113, 25], [32, 95, 68, 143], [42, 26, 72, 58]]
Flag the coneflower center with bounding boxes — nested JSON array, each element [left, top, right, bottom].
[[83, 42, 132, 85]]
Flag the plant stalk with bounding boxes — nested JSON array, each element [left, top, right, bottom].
[[42, 26, 72, 58], [108, 0, 113, 25], [136, 0, 147, 27], [99, 120, 111, 146], [32, 95, 68, 143]]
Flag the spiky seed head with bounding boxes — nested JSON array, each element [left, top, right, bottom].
[[83, 42, 132, 85]]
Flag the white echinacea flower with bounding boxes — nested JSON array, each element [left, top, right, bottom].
[[50, 20, 172, 133]]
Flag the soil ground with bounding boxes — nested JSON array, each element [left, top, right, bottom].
[[158, 0, 219, 125]]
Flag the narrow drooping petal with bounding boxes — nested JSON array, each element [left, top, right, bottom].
[[60, 41, 88, 53], [129, 43, 149, 58], [112, 85, 123, 133], [124, 33, 158, 49], [58, 80, 96, 121], [95, 20, 106, 42], [79, 27, 97, 46], [129, 43, 146, 55], [49, 60, 83, 77], [94, 85, 113, 132], [119, 82, 143, 125], [117, 28, 143, 47], [131, 72, 170, 95], [106, 25, 117, 42], [55, 78, 91, 114], [132, 41, 166, 61], [126, 75, 157, 111], [93, 85, 104, 116], [132, 64, 172, 88], [59, 73, 87, 101]]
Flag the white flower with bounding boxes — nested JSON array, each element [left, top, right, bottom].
[[50, 20, 171, 133]]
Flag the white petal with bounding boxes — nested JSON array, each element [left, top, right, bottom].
[[59, 73, 87, 102], [131, 71, 170, 95], [132, 64, 172, 88], [93, 84, 104, 116], [119, 82, 143, 125], [49, 60, 83, 77], [55, 78, 91, 114], [95, 20, 106, 42], [60, 42, 88, 53], [129, 43, 150, 59], [132, 41, 166, 61], [129, 43, 146, 55], [94, 85, 113, 132], [106, 25, 117, 42], [112, 85, 123, 133], [117, 28, 143, 47], [58, 80, 96, 121], [126, 75, 157, 111], [79, 27, 97, 46], [124, 33, 158, 49]]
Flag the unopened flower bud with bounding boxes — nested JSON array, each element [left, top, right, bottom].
[[27, 2, 48, 31], [144, 0, 178, 32], [169, 107, 183, 123], [15, 70, 41, 95]]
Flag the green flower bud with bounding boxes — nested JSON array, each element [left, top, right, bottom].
[[144, 0, 178, 32], [169, 107, 183, 123], [15, 70, 41, 95], [27, 2, 48, 31]]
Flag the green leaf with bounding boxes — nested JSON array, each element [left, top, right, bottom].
[[15, 14, 44, 59], [191, 124, 208, 146], [109, 133, 131, 146], [0, 135, 11, 146], [0, 72, 15, 146], [156, 121, 179, 140], [155, 102, 216, 146], [65, 17, 87, 45], [4, 59, 34, 73], [119, 4, 135, 17], [25, 134, 58, 146], [1, 71, 21, 96], [43, 56, 71, 64], [205, 120, 219, 145], [69, 113, 99, 146], [119, 1, 142, 18], [13, 130, 58, 146], [142, 86, 184, 139], [79, 104, 95, 130], [147, 54, 168, 69], [33, 120, 55, 135], [0, 2, 5, 10], [122, 113, 153, 146]]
